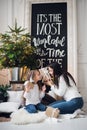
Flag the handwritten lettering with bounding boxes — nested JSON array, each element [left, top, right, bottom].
[[37, 13, 62, 23], [47, 48, 65, 57], [37, 23, 62, 35], [37, 58, 63, 68], [33, 35, 65, 48], [32, 4, 67, 69]]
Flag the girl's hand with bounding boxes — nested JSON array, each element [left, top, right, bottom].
[[25, 86, 31, 92], [41, 85, 46, 92]]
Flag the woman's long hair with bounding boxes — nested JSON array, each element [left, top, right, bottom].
[[48, 62, 76, 87]]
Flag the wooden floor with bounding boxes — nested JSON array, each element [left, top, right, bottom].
[[0, 117, 11, 122]]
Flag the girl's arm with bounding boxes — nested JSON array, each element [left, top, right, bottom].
[[23, 91, 31, 99], [39, 85, 46, 99], [44, 76, 67, 97], [23, 86, 31, 99]]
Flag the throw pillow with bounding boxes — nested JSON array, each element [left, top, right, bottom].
[[0, 102, 20, 113], [7, 91, 24, 106]]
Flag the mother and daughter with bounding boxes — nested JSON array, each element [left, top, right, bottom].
[[23, 62, 84, 115]]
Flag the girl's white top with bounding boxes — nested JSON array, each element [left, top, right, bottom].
[[23, 82, 45, 105]]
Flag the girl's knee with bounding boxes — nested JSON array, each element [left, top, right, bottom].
[[25, 104, 37, 113]]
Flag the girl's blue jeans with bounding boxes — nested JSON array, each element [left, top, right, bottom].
[[24, 103, 46, 113], [49, 97, 84, 114]]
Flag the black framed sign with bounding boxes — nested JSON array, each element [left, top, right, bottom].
[[25, 0, 78, 82], [31, 3, 67, 71]]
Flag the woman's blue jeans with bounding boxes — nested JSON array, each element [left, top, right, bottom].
[[49, 97, 84, 114], [24, 103, 46, 113]]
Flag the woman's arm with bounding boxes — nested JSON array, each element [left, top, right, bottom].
[[51, 76, 67, 97], [45, 76, 67, 97]]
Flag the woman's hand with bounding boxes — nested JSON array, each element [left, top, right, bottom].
[[44, 79, 54, 86]]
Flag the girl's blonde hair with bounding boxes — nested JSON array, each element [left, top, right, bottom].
[[24, 80, 34, 89], [27, 69, 40, 80]]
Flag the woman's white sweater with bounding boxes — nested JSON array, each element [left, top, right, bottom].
[[51, 76, 81, 101]]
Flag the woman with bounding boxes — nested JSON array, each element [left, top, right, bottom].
[[44, 62, 84, 114], [23, 69, 47, 113]]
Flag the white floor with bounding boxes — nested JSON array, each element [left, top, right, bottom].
[[0, 117, 87, 130]]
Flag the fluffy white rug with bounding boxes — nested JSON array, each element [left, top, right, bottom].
[[10, 108, 85, 125], [10, 108, 47, 125]]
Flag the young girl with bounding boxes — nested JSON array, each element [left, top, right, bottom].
[[23, 69, 47, 113], [44, 62, 84, 114]]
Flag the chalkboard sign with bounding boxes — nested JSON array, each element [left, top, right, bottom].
[[31, 3, 67, 71]]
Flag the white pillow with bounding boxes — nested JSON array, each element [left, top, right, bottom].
[[0, 102, 20, 113], [7, 91, 24, 105]]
